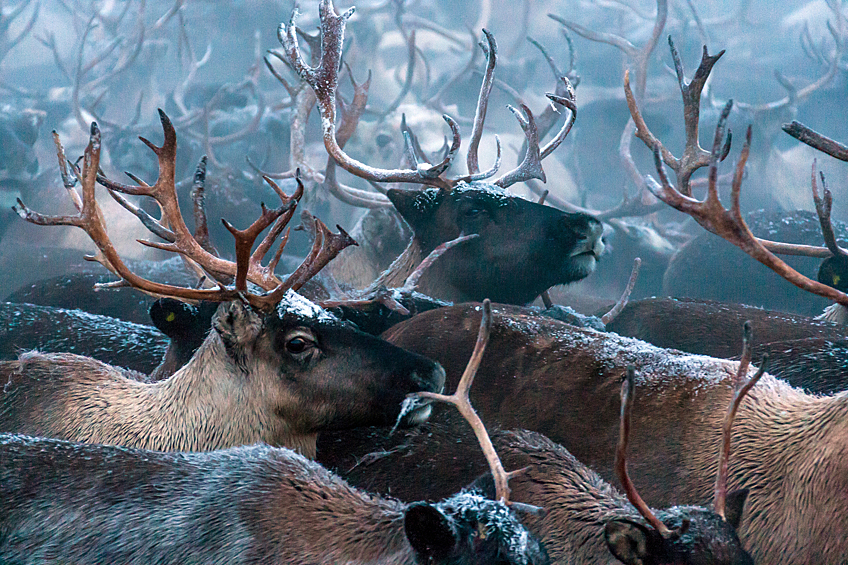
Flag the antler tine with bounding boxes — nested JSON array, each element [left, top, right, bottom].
[[222, 202, 294, 293], [278, 0, 458, 190], [540, 87, 577, 160], [626, 39, 725, 197], [189, 156, 219, 256], [323, 67, 393, 208], [617, 366, 676, 538], [601, 258, 642, 325], [14, 122, 240, 304], [254, 212, 358, 309], [251, 174, 305, 269], [810, 160, 848, 258], [783, 120, 848, 162], [648, 104, 848, 306], [400, 234, 480, 292], [714, 321, 767, 519], [467, 29, 497, 177], [407, 300, 514, 503], [495, 104, 546, 188], [290, 220, 358, 292]]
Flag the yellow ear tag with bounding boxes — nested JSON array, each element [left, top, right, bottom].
[[166, 312, 176, 322], [833, 275, 841, 286]]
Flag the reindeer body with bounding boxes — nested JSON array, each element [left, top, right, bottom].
[[360, 303, 848, 564], [0, 297, 445, 458], [476, 430, 753, 565], [0, 434, 548, 565]]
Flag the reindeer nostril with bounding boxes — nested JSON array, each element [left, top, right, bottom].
[[415, 364, 446, 393]]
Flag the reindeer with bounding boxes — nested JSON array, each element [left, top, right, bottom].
[[272, 1, 605, 306], [0, 300, 549, 565], [362, 299, 845, 564], [2, 114, 445, 458], [320, 324, 761, 564]]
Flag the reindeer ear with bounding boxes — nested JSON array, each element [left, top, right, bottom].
[[404, 502, 458, 562], [724, 488, 749, 531], [150, 298, 199, 339], [387, 188, 434, 231], [604, 519, 653, 565], [466, 472, 496, 499], [213, 301, 262, 354]]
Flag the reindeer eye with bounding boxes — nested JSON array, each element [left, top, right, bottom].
[[464, 207, 483, 218], [286, 337, 310, 354]]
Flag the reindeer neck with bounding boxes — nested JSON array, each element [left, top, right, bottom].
[[368, 238, 423, 290]]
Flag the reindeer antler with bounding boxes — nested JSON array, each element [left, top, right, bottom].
[[406, 300, 516, 503], [616, 366, 686, 538], [714, 321, 767, 519], [14, 115, 354, 312], [277, 0, 577, 203]]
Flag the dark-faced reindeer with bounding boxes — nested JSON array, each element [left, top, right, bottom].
[[2, 114, 445, 458], [0, 303, 548, 565], [275, 0, 604, 306]]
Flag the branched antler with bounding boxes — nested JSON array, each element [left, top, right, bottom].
[[14, 114, 354, 312], [277, 1, 577, 201], [626, 38, 726, 197], [279, 1, 459, 189], [646, 102, 848, 306], [406, 300, 516, 503], [714, 321, 767, 519]]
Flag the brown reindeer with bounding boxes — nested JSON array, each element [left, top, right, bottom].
[[351, 302, 846, 564], [0, 305, 548, 565], [1, 114, 445, 458], [275, 0, 604, 306], [321, 326, 760, 564], [472, 355, 758, 565]]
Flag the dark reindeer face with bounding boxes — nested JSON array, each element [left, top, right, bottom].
[[388, 182, 604, 305], [213, 292, 445, 434], [605, 499, 753, 565], [405, 491, 550, 565]]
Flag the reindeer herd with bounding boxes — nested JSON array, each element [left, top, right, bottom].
[[2, 0, 848, 563]]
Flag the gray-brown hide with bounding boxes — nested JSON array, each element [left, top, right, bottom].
[[321, 423, 752, 565], [0, 293, 445, 458], [605, 298, 848, 359], [359, 303, 848, 564], [333, 184, 605, 305], [478, 430, 752, 565], [603, 298, 848, 394], [0, 434, 549, 565], [0, 301, 168, 376]]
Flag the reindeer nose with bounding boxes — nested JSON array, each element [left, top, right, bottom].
[[414, 363, 446, 394], [588, 219, 606, 258]]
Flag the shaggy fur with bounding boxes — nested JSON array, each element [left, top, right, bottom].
[[376, 303, 848, 564], [0, 434, 549, 565]]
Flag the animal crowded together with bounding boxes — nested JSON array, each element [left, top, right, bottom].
[[1, 0, 847, 563]]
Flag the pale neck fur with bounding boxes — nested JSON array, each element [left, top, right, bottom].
[[57, 332, 318, 456], [685, 376, 848, 564]]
